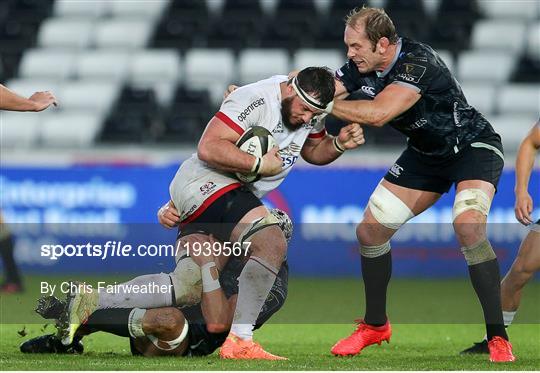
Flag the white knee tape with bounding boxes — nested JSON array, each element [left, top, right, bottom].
[[169, 256, 202, 306], [148, 321, 189, 351], [360, 241, 391, 258], [367, 183, 414, 230], [453, 188, 492, 221]]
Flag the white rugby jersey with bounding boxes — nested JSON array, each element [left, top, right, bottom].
[[190, 75, 326, 198]]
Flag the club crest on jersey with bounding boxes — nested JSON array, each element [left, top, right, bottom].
[[200, 181, 217, 196]]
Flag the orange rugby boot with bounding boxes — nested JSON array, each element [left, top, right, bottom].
[[488, 336, 515, 362], [219, 333, 287, 360], [331, 319, 391, 356]]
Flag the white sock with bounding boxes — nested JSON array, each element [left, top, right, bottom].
[[230, 257, 278, 341], [97, 273, 174, 309], [503, 311, 516, 327]]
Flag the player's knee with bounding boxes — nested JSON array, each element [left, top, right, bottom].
[[460, 239, 496, 265], [452, 188, 491, 239], [367, 183, 414, 231], [453, 215, 486, 247], [169, 257, 202, 306]]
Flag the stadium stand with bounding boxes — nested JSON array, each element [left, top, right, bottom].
[[1, 0, 538, 150]]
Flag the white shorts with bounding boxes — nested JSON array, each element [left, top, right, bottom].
[[169, 157, 241, 223]]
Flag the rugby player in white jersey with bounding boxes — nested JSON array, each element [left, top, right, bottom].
[[62, 67, 364, 360]]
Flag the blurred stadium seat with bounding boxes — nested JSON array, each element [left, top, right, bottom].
[[41, 110, 102, 147], [0, 111, 41, 148], [1, 0, 538, 150]]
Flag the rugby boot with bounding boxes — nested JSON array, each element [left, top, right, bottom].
[[219, 332, 287, 360], [460, 339, 489, 354], [488, 336, 515, 362], [331, 319, 391, 356], [62, 282, 98, 345], [20, 334, 84, 354]]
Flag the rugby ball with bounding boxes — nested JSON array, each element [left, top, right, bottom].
[[235, 126, 277, 183]]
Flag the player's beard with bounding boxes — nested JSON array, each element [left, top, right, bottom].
[[280, 96, 298, 131]]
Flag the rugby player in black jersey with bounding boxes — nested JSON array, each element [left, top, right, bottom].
[[325, 6, 514, 362]]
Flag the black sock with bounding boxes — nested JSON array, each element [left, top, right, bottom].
[[82, 308, 133, 337], [361, 251, 391, 326], [0, 234, 22, 285], [468, 258, 508, 341]]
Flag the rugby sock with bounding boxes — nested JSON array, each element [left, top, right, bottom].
[[80, 308, 133, 337], [230, 257, 278, 340], [97, 273, 174, 309], [0, 234, 22, 285], [468, 258, 508, 340], [361, 252, 391, 326]]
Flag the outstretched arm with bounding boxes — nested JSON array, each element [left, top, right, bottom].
[[0, 84, 57, 112], [515, 122, 540, 225]]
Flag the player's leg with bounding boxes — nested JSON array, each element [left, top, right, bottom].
[[453, 179, 514, 362], [332, 179, 441, 356], [461, 226, 540, 355], [0, 218, 23, 293], [220, 205, 288, 360], [500, 227, 540, 323]]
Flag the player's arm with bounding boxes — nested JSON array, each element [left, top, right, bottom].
[[197, 117, 281, 176], [514, 122, 540, 225], [301, 123, 365, 165], [0, 84, 57, 111], [328, 84, 420, 127]]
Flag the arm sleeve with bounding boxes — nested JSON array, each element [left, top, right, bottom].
[[215, 88, 266, 135]]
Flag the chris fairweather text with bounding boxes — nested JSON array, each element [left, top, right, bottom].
[[40, 281, 172, 297]]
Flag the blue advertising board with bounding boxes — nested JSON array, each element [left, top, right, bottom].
[[1, 164, 538, 277]]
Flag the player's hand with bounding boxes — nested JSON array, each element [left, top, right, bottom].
[[158, 200, 180, 229], [29, 91, 57, 111], [337, 123, 365, 150], [259, 147, 283, 176], [223, 85, 239, 99], [515, 191, 534, 225]]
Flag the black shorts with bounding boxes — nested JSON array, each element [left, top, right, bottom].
[[384, 133, 504, 194], [177, 186, 263, 242]]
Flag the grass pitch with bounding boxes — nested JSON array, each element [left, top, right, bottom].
[[1, 276, 539, 370]]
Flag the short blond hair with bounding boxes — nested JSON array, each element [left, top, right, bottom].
[[345, 6, 399, 48]]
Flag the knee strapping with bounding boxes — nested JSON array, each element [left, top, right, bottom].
[[238, 213, 280, 244], [169, 256, 202, 306], [368, 183, 414, 230], [453, 188, 492, 221], [461, 239, 496, 265], [360, 241, 391, 258]]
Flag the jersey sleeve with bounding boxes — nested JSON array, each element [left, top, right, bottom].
[[390, 53, 438, 94], [215, 88, 266, 135], [308, 114, 327, 139], [335, 60, 364, 93]]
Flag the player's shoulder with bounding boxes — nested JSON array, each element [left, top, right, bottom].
[[397, 38, 442, 66]]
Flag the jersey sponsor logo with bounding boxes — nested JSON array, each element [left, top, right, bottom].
[[389, 163, 404, 177], [361, 85, 376, 97], [272, 122, 284, 134], [237, 98, 265, 122], [411, 118, 427, 129], [278, 143, 301, 169], [397, 63, 426, 84], [199, 181, 217, 196]]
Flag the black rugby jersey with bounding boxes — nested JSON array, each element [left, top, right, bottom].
[[336, 37, 499, 158]]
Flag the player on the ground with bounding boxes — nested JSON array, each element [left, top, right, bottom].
[[315, 7, 515, 362], [0, 84, 57, 293], [461, 120, 540, 354], [21, 228, 290, 357], [61, 67, 365, 360]]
